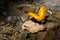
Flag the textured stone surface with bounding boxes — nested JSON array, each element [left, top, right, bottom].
[[22, 20, 45, 33]]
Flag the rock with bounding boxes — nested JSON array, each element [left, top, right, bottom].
[[55, 12, 60, 19], [22, 20, 45, 33], [45, 22, 58, 30]]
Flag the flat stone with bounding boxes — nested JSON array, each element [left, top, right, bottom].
[[22, 20, 45, 33]]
